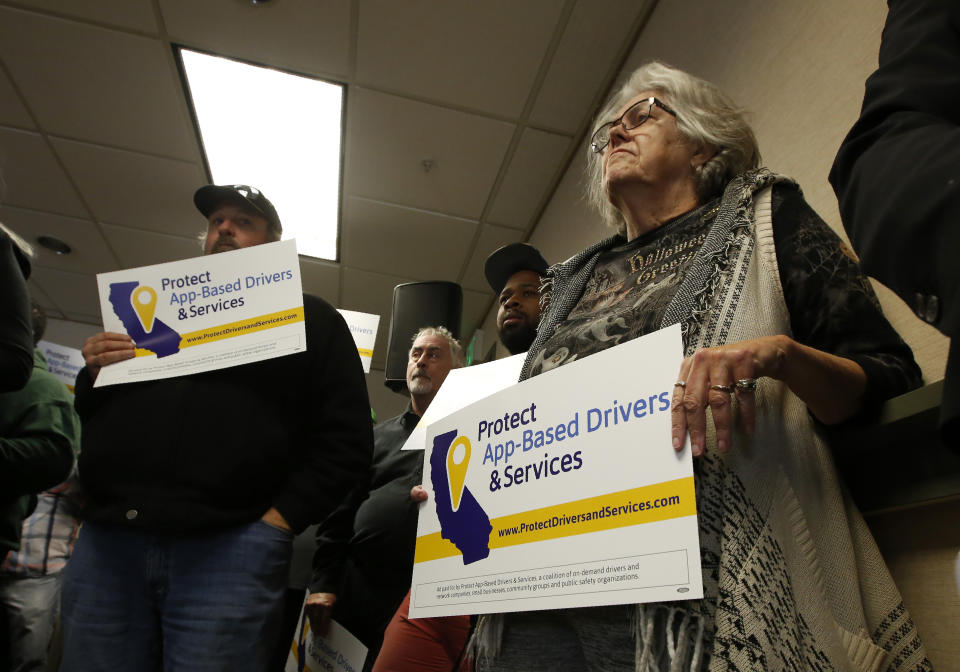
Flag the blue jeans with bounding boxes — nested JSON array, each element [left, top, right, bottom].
[[59, 520, 292, 672]]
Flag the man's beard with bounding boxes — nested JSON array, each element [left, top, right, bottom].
[[208, 236, 238, 254], [500, 322, 537, 355], [407, 374, 433, 395]]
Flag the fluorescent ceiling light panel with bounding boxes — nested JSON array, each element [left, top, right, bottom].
[[180, 48, 343, 260]]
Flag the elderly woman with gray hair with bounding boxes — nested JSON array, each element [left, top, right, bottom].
[[470, 62, 931, 671]]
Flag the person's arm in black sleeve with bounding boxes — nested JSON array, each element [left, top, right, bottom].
[[771, 184, 923, 411], [310, 482, 369, 596], [304, 489, 365, 637], [73, 366, 102, 421], [829, 0, 960, 341], [0, 228, 34, 392], [0, 364, 78, 495], [271, 295, 374, 535]]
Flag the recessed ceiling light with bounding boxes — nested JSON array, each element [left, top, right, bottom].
[[37, 235, 71, 255], [179, 48, 344, 261]]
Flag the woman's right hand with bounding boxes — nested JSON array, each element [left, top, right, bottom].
[[671, 334, 867, 456]]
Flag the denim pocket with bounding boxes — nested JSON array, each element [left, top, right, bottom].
[[255, 518, 295, 540]]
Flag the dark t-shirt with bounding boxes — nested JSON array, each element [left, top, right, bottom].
[[530, 201, 716, 376], [531, 185, 920, 402]]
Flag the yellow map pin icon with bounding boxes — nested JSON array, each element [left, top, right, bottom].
[[132, 285, 158, 333], [447, 436, 471, 512]]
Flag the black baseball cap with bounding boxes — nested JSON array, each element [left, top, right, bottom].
[[193, 184, 283, 234], [484, 243, 548, 295]]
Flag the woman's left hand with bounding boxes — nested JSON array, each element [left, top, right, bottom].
[[671, 335, 790, 456]]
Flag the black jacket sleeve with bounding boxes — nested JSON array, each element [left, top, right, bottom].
[[0, 229, 34, 392], [830, 0, 960, 341], [310, 483, 369, 594], [0, 363, 78, 496], [271, 296, 374, 534]]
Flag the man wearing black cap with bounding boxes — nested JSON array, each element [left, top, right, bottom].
[[61, 185, 373, 672], [484, 243, 549, 356], [194, 183, 284, 254]]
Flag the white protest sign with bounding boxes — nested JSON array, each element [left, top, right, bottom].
[[37, 340, 84, 392], [410, 324, 700, 617], [94, 239, 305, 387], [337, 309, 380, 374], [401, 353, 525, 451], [285, 597, 368, 672]]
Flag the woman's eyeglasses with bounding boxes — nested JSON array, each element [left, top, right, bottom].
[[589, 97, 677, 153]]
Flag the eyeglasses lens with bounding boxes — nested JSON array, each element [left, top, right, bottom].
[[590, 99, 656, 153], [622, 100, 652, 130]]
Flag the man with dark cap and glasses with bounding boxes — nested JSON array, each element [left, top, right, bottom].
[[59, 185, 373, 671]]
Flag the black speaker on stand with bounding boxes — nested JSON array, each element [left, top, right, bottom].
[[383, 281, 462, 393]]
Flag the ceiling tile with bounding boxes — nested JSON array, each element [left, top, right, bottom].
[[7, 0, 158, 33], [529, 0, 646, 133], [340, 266, 417, 371], [356, 0, 563, 117], [460, 224, 524, 293], [340, 266, 412, 323], [345, 89, 513, 219], [0, 7, 196, 159], [30, 266, 101, 317], [0, 206, 119, 274], [0, 69, 33, 128], [99, 223, 201, 269], [528, 151, 602, 266], [25, 278, 59, 314], [52, 138, 207, 237], [43, 317, 102, 351], [299, 257, 340, 306], [160, 0, 351, 78], [462, 288, 494, 337], [341, 197, 477, 282], [487, 128, 570, 229], [0, 127, 86, 216]]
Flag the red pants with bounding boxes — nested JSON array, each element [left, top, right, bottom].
[[372, 591, 471, 672]]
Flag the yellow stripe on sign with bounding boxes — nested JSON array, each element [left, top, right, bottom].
[[178, 307, 305, 349], [132, 307, 305, 356], [414, 476, 696, 563], [358, 348, 374, 358]]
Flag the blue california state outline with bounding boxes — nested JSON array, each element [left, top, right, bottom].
[[430, 429, 491, 564], [108, 281, 181, 358]]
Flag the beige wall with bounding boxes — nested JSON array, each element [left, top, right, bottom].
[[484, 0, 950, 383]]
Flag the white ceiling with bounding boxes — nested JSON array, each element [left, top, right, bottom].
[[0, 0, 654, 369]]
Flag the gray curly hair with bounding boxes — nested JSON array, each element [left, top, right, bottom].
[[411, 325, 466, 369], [586, 61, 760, 234]]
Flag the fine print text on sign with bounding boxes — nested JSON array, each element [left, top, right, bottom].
[[410, 324, 701, 618], [94, 239, 305, 387]]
